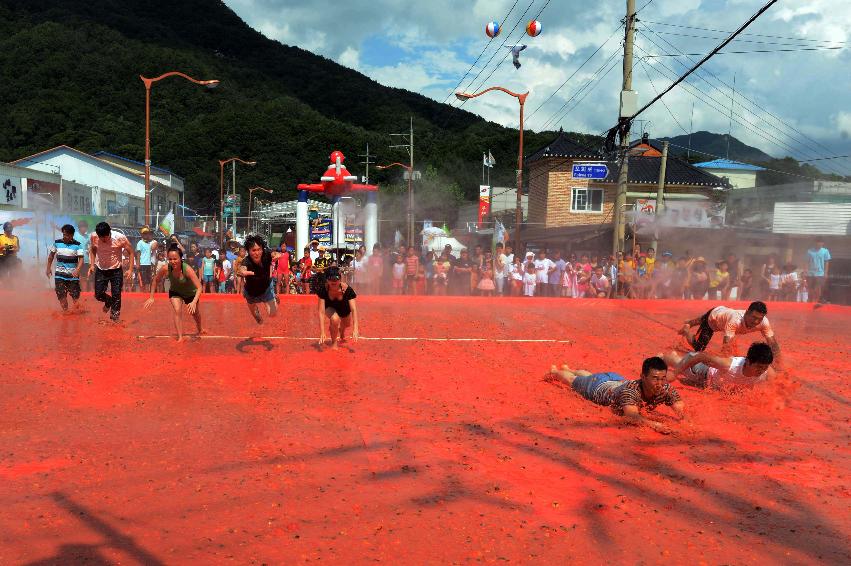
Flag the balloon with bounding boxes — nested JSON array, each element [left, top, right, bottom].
[[485, 21, 501, 38], [526, 20, 542, 37]]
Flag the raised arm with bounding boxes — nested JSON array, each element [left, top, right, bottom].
[[676, 351, 731, 375]]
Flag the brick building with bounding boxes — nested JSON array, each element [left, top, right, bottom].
[[522, 130, 729, 251]]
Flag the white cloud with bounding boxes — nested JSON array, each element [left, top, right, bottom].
[[338, 47, 360, 70], [838, 112, 851, 138]]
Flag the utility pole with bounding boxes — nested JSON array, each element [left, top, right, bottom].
[[231, 161, 237, 238], [359, 143, 375, 184], [613, 0, 636, 256], [390, 117, 415, 246], [651, 140, 669, 252]]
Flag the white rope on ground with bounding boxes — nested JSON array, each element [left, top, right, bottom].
[[136, 335, 573, 343]]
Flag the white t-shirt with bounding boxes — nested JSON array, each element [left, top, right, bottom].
[[392, 262, 405, 280], [90, 231, 129, 270], [707, 306, 774, 339], [523, 272, 537, 296], [534, 258, 554, 283], [222, 259, 232, 279], [707, 357, 770, 389], [495, 253, 508, 279]]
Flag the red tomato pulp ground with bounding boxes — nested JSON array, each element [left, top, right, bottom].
[[0, 293, 849, 564]]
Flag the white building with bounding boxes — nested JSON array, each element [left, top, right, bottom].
[[12, 145, 184, 226], [693, 159, 765, 189]]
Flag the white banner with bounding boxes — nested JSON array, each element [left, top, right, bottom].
[[632, 198, 726, 232]]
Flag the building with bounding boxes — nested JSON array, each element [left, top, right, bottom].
[[694, 158, 765, 189], [12, 145, 184, 227], [0, 162, 63, 210], [523, 130, 728, 250]]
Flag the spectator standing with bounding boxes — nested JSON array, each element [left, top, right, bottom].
[[452, 250, 474, 296], [423, 251, 435, 295], [724, 253, 743, 300], [739, 268, 753, 300], [494, 243, 507, 296], [549, 250, 566, 297], [589, 266, 611, 298], [477, 261, 495, 296], [522, 262, 537, 297], [805, 238, 831, 304], [0, 222, 21, 282], [404, 246, 419, 295], [200, 248, 216, 293], [760, 254, 778, 299], [533, 250, 554, 296], [688, 257, 709, 300], [510, 256, 524, 296], [708, 260, 731, 301], [433, 252, 450, 295], [366, 243, 383, 294], [391, 253, 405, 294]]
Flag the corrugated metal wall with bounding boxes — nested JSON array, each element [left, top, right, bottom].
[[773, 202, 851, 235]]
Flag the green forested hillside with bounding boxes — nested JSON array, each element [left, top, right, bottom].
[[0, 0, 584, 221]]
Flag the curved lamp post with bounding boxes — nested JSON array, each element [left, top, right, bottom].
[[248, 186, 274, 233], [456, 86, 528, 253], [142, 71, 219, 226]]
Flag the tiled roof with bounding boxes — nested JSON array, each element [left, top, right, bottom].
[[599, 156, 729, 187], [525, 129, 602, 163]]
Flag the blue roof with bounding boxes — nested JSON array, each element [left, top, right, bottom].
[[693, 158, 765, 171], [93, 150, 177, 176]]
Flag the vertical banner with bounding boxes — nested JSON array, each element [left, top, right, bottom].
[[310, 217, 333, 246], [477, 185, 491, 228]]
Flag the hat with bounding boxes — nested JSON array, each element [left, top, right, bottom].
[[694, 256, 706, 263], [662, 251, 673, 257], [526, 252, 534, 258], [140, 226, 151, 234]]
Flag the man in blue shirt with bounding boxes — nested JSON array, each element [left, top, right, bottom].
[[806, 238, 831, 304], [46, 224, 84, 312]]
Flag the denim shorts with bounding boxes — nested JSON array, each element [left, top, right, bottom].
[[571, 372, 626, 400], [243, 281, 276, 304]]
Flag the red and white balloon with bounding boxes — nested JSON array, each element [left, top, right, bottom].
[[526, 20, 542, 37]]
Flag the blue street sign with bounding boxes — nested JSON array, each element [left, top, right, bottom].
[[572, 163, 609, 179]]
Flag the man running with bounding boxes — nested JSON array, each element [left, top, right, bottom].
[[135, 226, 158, 293], [662, 342, 775, 390], [45, 224, 84, 312], [548, 356, 685, 434], [237, 235, 283, 324], [679, 301, 780, 365], [89, 222, 135, 322]]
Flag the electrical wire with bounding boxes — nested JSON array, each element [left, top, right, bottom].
[[640, 46, 844, 56], [543, 54, 622, 131], [638, 58, 689, 135], [642, 20, 848, 45], [641, 30, 851, 175], [441, 0, 522, 104]]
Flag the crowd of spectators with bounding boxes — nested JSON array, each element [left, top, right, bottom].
[[117, 230, 832, 304]]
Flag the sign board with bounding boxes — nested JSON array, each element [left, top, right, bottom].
[[477, 185, 491, 228], [632, 198, 726, 232], [224, 206, 241, 214], [310, 217, 333, 246], [1, 175, 22, 207], [225, 194, 242, 206], [572, 163, 609, 180]]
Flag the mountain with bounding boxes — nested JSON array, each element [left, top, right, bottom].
[[0, 0, 585, 225], [659, 131, 774, 163]]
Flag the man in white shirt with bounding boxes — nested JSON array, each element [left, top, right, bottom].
[[494, 242, 508, 296], [90, 222, 135, 322], [663, 342, 775, 390], [533, 249, 554, 297], [680, 301, 780, 367]]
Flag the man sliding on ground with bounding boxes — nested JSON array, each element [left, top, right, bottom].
[[679, 301, 781, 367], [548, 356, 685, 435], [661, 342, 775, 391]]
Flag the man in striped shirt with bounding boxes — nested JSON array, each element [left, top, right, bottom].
[[46, 224, 84, 312], [549, 356, 685, 434]]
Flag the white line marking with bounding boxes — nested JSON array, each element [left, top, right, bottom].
[[136, 335, 573, 343]]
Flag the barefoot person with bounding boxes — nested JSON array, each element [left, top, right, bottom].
[[317, 266, 359, 350], [45, 224, 84, 313], [145, 245, 204, 342], [548, 356, 685, 434], [679, 301, 781, 366], [662, 342, 776, 390], [89, 222, 134, 322], [237, 235, 282, 324]]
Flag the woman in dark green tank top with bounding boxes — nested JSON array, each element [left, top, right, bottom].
[[144, 245, 204, 342]]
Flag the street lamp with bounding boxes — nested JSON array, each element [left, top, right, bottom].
[[248, 186, 274, 233], [218, 157, 256, 244], [376, 162, 414, 245], [142, 71, 218, 226], [456, 86, 528, 253]]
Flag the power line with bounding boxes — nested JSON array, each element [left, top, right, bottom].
[[455, 0, 539, 104], [640, 46, 844, 56], [647, 29, 846, 48], [642, 20, 849, 45], [441, 0, 522, 104], [526, 24, 622, 123], [544, 54, 622, 131], [638, 58, 689, 135], [642, 29, 851, 176], [636, 0, 657, 15], [464, 0, 553, 99], [537, 49, 620, 130]]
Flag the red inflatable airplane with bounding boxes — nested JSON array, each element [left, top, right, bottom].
[[297, 150, 378, 198]]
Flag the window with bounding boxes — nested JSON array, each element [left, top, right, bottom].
[[571, 187, 603, 213]]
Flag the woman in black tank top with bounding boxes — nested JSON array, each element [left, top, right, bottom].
[[317, 266, 359, 350]]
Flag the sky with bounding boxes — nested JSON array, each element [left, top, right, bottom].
[[223, 0, 851, 175]]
